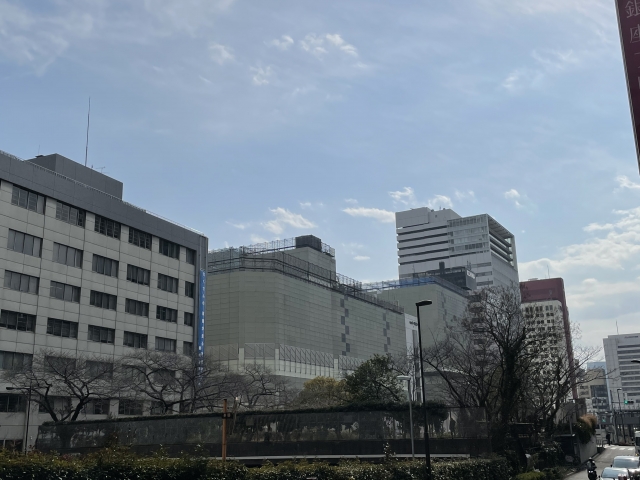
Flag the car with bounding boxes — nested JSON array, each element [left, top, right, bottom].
[[612, 456, 640, 480], [601, 467, 631, 480]]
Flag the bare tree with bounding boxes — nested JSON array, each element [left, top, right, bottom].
[[2, 349, 119, 423], [222, 363, 295, 410]]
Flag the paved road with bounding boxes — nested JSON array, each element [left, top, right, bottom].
[[565, 446, 636, 480]]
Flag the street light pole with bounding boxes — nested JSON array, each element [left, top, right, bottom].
[[617, 388, 628, 444], [416, 300, 433, 479], [398, 375, 415, 459]]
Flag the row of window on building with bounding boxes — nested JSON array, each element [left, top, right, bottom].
[[7, 229, 195, 293], [9, 184, 197, 263]]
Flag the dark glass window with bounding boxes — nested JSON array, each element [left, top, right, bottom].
[[125, 299, 149, 317], [159, 239, 179, 259], [52, 243, 83, 268], [123, 331, 147, 349], [128, 227, 151, 249], [83, 399, 110, 415], [158, 274, 178, 293], [55, 201, 85, 227], [11, 185, 45, 214], [88, 325, 115, 344], [186, 248, 196, 265], [92, 255, 119, 277], [86, 360, 113, 378], [49, 281, 80, 303], [89, 291, 117, 310], [183, 342, 193, 356], [156, 306, 177, 323], [184, 312, 194, 327], [0, 394, 26, 413], [0, 310, 36, 332], [126, 265, 150, 285], [118, 399, 143, 416], [7, 230, 42, 257], [94, 215, 121, 239], [4, 271, 39, 294], [155, 337, 176, 352], [185, 281, 195, 298], [46, 318, 78, 338], [0, 351, 32, 371]]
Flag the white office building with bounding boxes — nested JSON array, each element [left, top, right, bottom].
[[603, 334, 640, 407], [0, 150, 208, 450], [395, 207, 519, 289]]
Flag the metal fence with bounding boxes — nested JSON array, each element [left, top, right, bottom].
[[37, 407, 488, 455]]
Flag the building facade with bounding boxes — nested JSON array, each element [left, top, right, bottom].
[[520, 277, 577, 399], [206, 236, 407, 387], [603, 333, 640, 407], [0, 150, 208, 449], [578, 365, 609, 415], [395, 207, 518, 289]]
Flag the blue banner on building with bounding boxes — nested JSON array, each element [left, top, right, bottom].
[[197, 269, 206, 355]]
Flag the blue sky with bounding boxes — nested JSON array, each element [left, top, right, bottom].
[[1, 0, 639, 350]]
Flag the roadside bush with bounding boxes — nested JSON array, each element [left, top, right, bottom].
[[515, 472, 546, 480], [0, 449, 510, 480]]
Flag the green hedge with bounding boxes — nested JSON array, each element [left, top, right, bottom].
[[0, 449, 510, 480]]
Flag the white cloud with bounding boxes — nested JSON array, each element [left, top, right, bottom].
[[616, 175, 640, 190], [455, 190, 476, 202], [325, 33, 358, 57], [583, 223, 614, 232], [0, 1, 93, 74], [567, 278, 640, 309], [209, 43, 234, 65], [142, 0, 235, 35], [226, 221, 250, 230], [353, 255, 370, 261], [344, 198, 359, 205], [504, 189, 535, 211], [299, 201, 323, 209], [389, 187, 417, 206], [343, 207, 395, 223], [299, 33, 358, 58], [426, 195, 453, 210], [299, 202, 311, 208], [250, 234, 268, 244], [268, 35, 294, 50], [262, 207, 316, 234], [251, 65, 274, 86], [519, 206, 640, 278]]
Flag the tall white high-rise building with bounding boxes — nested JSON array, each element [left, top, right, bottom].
[[603, 333, 640, 406], [395, 207, 519, 288]]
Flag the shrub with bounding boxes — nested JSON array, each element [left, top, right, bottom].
[[515, 472, 546, 480], [0, 449, 510, 480]]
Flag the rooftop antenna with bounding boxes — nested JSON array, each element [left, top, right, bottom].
[[617, 321, 620, 335], [547, 264, 550, 279], [84, 97, 91, 167]]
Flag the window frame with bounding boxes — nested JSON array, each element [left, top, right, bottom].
[[52, 243, 83, 268], [0, 310, 36, 332], [186, 248, 196, 265], [126, 265, 150, 286], [159, 239, 180, 259], [46, 318, 78, 338], [125, 299, 149, 317], [55, 201, 85, 227], [49, 281, 80, 303], [92, 254, 119, 277], [184, 312, 194, 327], [123, 331, 148, 349], [94, 215, 121, 239], [11, 185, 45, 214], [128, 227, 151, 250], [155, 336, 176, 353], [157, 273, 178, 293], [185, 281, 195, 298], [4, 271, 39, 295], [7, 229, 42, 258], [89, 290, 117, 311], [156, 305, 177, 323], [87, 325, 115, 344]]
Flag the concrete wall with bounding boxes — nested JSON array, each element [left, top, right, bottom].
[[206, 269, 406, 385]]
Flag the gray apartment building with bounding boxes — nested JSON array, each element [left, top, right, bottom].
[[206, 236, 408, 387], [0, 150, 208, 449], [395, 207, 519, 288], [604, 333, 640, 407]]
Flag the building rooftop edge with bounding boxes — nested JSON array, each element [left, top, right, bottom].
[[0, 149, 205, 237]]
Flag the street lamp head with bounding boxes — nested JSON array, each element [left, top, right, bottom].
[[632, 360, 640, 364], [397, 375, 411, 381], [5, 387, 16, 391], [416, 300, 433, 307]]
